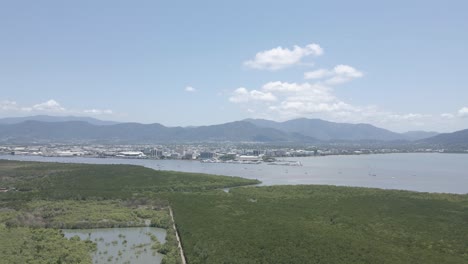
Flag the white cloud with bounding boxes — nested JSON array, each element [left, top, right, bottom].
[[303, 69, 330, 79], [229, 88, 277, 103], [185, 86, 196, 92], [229, 81, 358, 120], [32, 99, 65, 112], [262, 82, 337, 106], [304, 64, 363, 84], [327, 65, 364, 84], [262, 81, 327, 93], [244, 43, 323, 70], [458, 107, 468, 117], [226, 80, 465, 132], [231, 42, 466, 132], [84, 109, 113, 115]]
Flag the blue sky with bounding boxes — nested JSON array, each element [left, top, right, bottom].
[[1, 0, 467, 132]]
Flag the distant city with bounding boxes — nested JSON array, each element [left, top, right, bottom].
[[0, 115, 444, 143], [1, 116, 468, 159], [0, 143, 459, 164]]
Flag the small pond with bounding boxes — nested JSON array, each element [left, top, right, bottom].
[[63, 227, 166, 264]]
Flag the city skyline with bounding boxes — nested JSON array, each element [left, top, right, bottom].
[[1, 1, 468, 132]]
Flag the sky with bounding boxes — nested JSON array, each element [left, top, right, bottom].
[[0, 0, 467, 132]]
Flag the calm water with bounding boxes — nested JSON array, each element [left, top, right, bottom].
[[1, 153, 467, 194], [63, 227, 166, 264]]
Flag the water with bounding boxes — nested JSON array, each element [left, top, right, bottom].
[[1, 153, 467, 194], [62, 227, 166, 264]]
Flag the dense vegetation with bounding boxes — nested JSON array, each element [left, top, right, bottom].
[[0, 227, 96, 264], [1, 159, 468, 263], [3, 199, 171, 229], [0, 198, 178, 264], [0, 159, 259, 200], [0, 160, 258, 263], [169, 186, 468, 264]]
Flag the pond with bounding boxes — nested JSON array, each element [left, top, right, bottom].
[[63, 227, 166, 264]]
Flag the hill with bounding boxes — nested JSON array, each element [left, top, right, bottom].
[[0, 115, 119, 126], [0, 120, 316, 144], [420, 129, 468, 148], [401, 131, 439, 141], [0, 116, 455, 144], [245, 118, 406, 141]]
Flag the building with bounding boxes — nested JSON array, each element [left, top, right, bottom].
[[200, 152, 215, 159], [253, 150, 263, 156], [116, 151, 146, 158]]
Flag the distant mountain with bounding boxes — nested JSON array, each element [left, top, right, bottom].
[[420, 129, 468, 148], [0, 120, 316, 144], [245, 118, 405, 141], [401, 131, 439, 141], [0, 117, 455, 145], [0, 115, 119, 126]]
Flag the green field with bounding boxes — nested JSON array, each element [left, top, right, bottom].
[[1, 160, 468, 263]]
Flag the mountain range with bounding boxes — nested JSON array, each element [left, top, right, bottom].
[[0, 115, 465, 147], [0, 119, 313, 144], [0, 115, 119, 126], [244, 118, 439, 141]]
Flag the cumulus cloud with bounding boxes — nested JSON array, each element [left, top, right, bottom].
[[244, 43, 323, 70], [263, 82, 358, 119], [458, 107, 468, 117], [304, 64, 363, 84], [232, 42, 466, 131], [262, 81, 327, 93], [303, 69, 330, 80], [226, 80, 462, 132], [229, 81, 358, 120], [229, 88, 277, 103], [32, 99, 65, 112], [185, 86, 196, 92]]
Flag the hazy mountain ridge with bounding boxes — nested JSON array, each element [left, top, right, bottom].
[[419, 129, 468, 148], [401, 131, 439, 141], [0, 120, 316, 144], [244, 118, 436, 141], [0, 115, 119, 126], [0, 116, 465, 146]]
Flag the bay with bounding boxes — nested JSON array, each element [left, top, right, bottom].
[[1, 153, 467, 194]]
